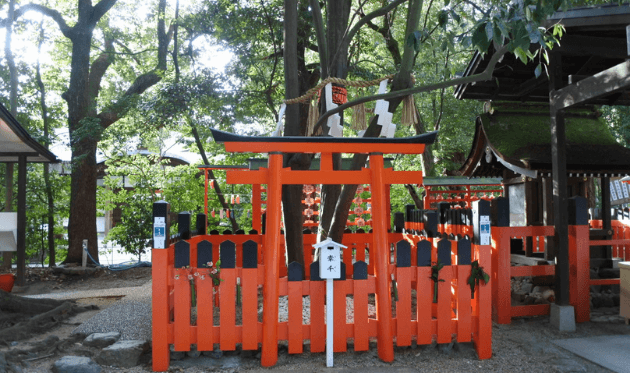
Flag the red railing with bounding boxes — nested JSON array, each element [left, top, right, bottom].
[[152, 232, 492, 371]]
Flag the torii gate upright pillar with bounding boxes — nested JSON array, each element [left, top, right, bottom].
[[369, 152, 394, 362]]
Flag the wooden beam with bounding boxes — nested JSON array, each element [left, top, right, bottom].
[[16, 155, 26, 286], [551, 60, 630, 110], [556, 35, 628, 59], [549, 51, 570, 306]]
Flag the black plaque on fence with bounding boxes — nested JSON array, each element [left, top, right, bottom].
[[196, 213, 207, 236], [424, 211, 437, 237], [491, 197, 509, 227], [197, 240, 213, 268], [242, 240, 258, 268], [405, 204, 415, 222], [437, 238, 451, 266], [353, 261, 368, 280], [310, 262, 322, 281], [417, 240, 432, 267], [178, 212, 191, 240], [394, 212, 405, 233], [457, 237, 471, 265], [220, 240, 236, 268], [437, 202, 450, 225], [396, 241, 411, 267], [288, 262, 303, 281], [174, 241, 190, 268]]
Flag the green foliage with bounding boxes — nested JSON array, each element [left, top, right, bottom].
[[431, 259, 445, 303], [468, 260, 490, 298], [99, 153, 204, 259]]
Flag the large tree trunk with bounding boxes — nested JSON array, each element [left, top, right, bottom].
[[66, 28, 100, 264], [327, 0, 423, 243], [317, 0, 351, 242]]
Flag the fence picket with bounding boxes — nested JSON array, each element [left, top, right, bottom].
[[288, 262, 303, 354], [437, 265, 452, 344], [395, 240, 412, 346], [457, 265, 472, 343], [174, 268, 191, 350], [333, 280, 347, 352], [196, 269, 214, 351], [310, 262, 326, 353], [242, 240, 259, 350], [353, 261, 369, 351]]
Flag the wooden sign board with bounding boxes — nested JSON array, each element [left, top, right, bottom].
[[610, 177, 630, 206]]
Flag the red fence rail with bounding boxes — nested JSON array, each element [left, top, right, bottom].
[[152, 232, 492, 371]]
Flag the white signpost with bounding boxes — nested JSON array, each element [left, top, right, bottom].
[[313, 238, 347, 367], [480, 215, 491, 245], [153, 217, 166, 249]]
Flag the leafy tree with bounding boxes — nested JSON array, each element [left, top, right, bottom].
[[99, 152, 205, 259], [1, 0, 174, 264]]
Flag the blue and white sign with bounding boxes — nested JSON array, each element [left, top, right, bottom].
[[480, 215, 490, 245], [154, 217, 166, 249]]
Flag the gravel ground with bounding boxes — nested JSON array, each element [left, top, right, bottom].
[[13, 268, 630, 372]]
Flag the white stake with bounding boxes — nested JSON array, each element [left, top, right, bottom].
[[326, 277, 334, 367]]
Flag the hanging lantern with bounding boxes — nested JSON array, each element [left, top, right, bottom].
[[230, 195, 235, 204], [209, 180, 214, 189], [236, 195, 240, 204], [211, 209, 215, 218], [227, 209, 230, 218]]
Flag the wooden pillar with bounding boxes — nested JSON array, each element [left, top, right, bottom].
[[16, 156, 26, 286], [261, 152, 283, 367], [369, 153, 394, 362], [601, 176, 613, 262], [252, 184, 262, 233], [549, 51, 570, 306]]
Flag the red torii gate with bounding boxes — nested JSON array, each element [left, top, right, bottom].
[[210, 129, 437, 365]]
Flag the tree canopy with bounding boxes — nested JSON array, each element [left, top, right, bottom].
[[1, 0, 625, 266]]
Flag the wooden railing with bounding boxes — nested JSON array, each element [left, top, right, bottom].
[[152, 232, 492, 371]]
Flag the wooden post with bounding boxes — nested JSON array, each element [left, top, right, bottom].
[[491, 197, 511, 324], [261, 152, 283, 367], [252, 184, 262, 233], [369, 153, 394, 362], [152, 200, 171, 372], [549, 51, 571, 307], [15, 155, 26, 286], [568, 196, 590, 323]]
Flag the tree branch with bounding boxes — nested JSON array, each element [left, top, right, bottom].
[[88, 36, 115, 100], [91, 0, 118, 25], [309, 0, 328, 79], [314, 45, 508, 131], [5, 3, 72, 37], [330, 0, 407, 71]]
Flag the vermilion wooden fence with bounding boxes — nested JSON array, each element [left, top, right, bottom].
[[491, 196, 626, 324], [152, 231, 492, 372]]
